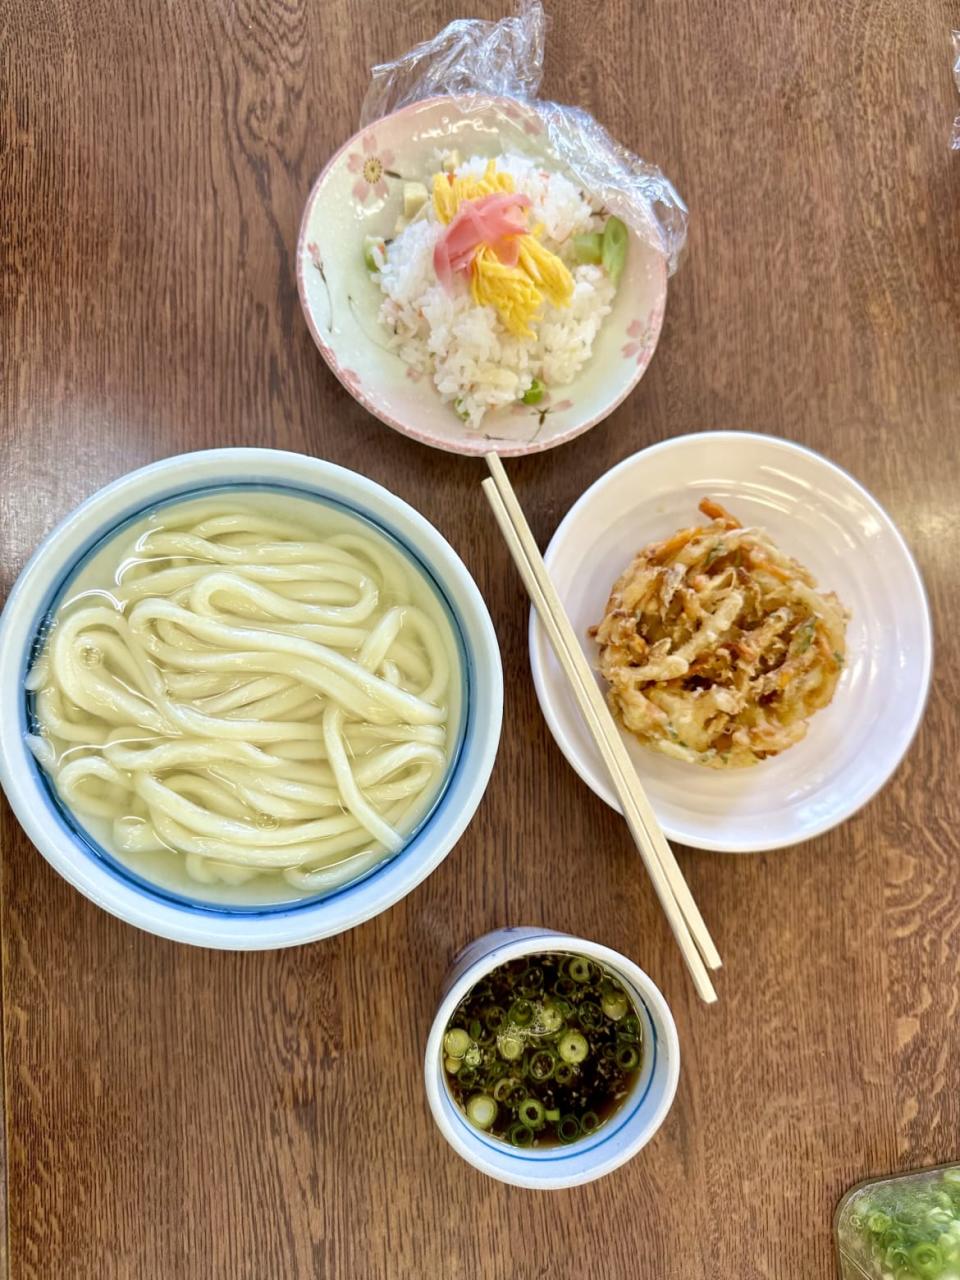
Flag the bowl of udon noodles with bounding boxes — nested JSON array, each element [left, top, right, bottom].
[[0, 449, 502, 948]]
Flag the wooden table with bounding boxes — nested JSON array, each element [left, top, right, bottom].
[[3, 1, 959, 1275]]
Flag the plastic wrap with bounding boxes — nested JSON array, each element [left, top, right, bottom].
[[360, 1, 687, 272], [953, 31, 960, 150], [835, 1164, 960, 1279]]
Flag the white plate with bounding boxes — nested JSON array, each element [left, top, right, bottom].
[[528, 431, 932, 852]]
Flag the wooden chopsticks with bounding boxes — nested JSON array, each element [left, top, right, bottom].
[[482, 452, 721, 1004]]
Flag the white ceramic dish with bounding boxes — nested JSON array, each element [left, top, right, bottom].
[[424, 927, 679, 1189], [297, 96, 667, 457], [0, 448, 503, 948], [529, 431, 932, 852]]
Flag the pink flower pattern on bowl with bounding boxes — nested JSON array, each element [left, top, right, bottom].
[[347, 133, 396, 204], [622, 310, 663, 368], [306, 241, 323, 274], [510, 390, 574, 419], [502, 391, 575, 442]]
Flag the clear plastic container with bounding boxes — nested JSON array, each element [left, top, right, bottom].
[[835, 1164, 960, 1279]]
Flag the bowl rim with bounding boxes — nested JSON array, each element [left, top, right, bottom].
[[0, 447, 503, 947], [423, 928, 680, 1189], [528, 429, 933, 852], [295, 93, 668, 458]]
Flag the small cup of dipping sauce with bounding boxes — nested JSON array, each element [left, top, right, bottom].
[[423, 927, 680, 1188]]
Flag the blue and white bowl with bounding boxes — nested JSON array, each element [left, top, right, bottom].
[[0, 449, 503, 949], [424, 928, 680, 1189]]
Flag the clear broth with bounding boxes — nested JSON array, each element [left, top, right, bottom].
[[28, 487, 463, 906]]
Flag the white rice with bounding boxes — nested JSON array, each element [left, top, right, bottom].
[[374, 154, 616, 429]]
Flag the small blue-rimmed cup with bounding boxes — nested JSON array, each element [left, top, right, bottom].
[[0, 448, 503, 949], [424, 928, 680, 1189]]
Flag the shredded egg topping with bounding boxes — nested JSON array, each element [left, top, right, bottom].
[[432, 160, 574, 337]]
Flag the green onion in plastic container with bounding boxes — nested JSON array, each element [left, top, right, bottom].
[[835, 1165, 960, 1279]]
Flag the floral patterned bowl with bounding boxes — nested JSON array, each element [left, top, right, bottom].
[[296, 97, 667, 457]]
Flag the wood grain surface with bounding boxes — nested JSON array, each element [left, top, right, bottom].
[[2, 0, 960, 1276]]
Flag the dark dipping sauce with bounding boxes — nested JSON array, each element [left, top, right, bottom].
[[442, 951, 643, 1148]]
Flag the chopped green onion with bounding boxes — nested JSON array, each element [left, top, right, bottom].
[[465, 1093, 497, 1131], [566, 957, 592, 984], [908, 1242, 942, 1276], [520, 378, 544, 406], [573, 231, 603, 264], [492, 1076, 520, 1103], [518, 966, 544, 995], [506, 1081, 527, 1107], [527, 1050, 556, 1083], [554, 1062, 578, 1086], [508, 998, 535, 1026], [486, 1059, 508, 1083], [539, 1002, 563, 1033], [498, 1032, 524, 1062], [443, 1028, 471, 1059], [518, 1098, 546, 1130], [544, 1107, 561, 1123], [462, 1045, 482, 1069], [457, 1066, 477, 1087], [616, 1044, 640, 1071], [553, 978, 576, 998], [618, 1015, 641, 1042], [578, 1001, 602, 1030], [580, 1111, 601, 1134], [601, 216, 628, 284], [601, 989, 629, 1021], [556, 1115, 581, 1144], [468, 1018, 483, 1041], [865, 1211, 891, 1234], [443, 1056, 461, 1074], [453, 398, 469, 422], [559, 1031, 589, 1064], [483, 1005, 506, 1031], [507, 1122, 535, 1147]]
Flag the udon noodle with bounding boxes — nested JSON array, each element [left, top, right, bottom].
[[26, 493, 458, 902]]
